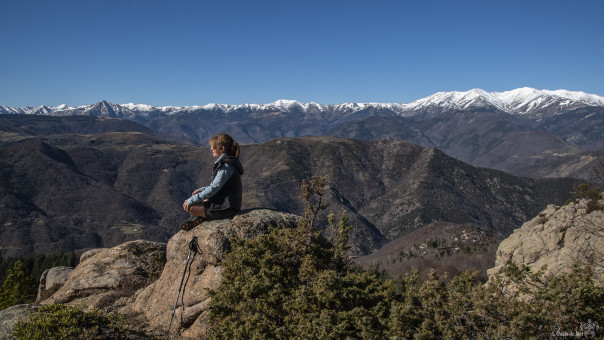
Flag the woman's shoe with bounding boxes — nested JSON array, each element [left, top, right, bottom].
[[180, 216, 205, 231]]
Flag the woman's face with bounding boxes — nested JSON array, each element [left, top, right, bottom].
[[211, 145, 224, 157]]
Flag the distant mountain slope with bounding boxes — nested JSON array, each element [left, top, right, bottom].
[[0, 116, 578, 257], [0, 134, 192, 257], [0, 114, 195, 146], [243, 137, 575, 254], [328, 110, 592, 177], [2, 88, 602, 179]]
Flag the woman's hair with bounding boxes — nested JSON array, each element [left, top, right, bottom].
[[210, 133, 240, 158]]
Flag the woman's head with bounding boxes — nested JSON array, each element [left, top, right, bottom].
[[209, 133, 240, 158]]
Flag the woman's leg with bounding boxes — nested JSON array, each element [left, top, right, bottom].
[[180, 204, 207, 231], [187, 204, 207, 218]]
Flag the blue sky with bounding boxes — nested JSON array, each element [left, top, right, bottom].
[[1, 0, 603, 107]]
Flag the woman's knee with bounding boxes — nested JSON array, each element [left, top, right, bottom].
[[188, 204, 206, 218]]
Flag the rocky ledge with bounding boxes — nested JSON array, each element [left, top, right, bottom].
[[123, 209, 298, 338], [487, 197, 604, 286]]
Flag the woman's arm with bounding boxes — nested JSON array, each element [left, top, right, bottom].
[[186, 163, 235, 205]]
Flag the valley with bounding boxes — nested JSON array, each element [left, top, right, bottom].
[[0, 116, 579, 262]]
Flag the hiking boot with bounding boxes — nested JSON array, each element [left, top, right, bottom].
[[180, 216, 205, 231]]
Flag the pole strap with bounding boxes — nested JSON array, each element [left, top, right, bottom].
[[168, 236, 199, 333]]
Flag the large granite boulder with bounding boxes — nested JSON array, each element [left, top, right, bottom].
[[487, 197, 604, 286], [42, 240, 167, 312], [124, 209, 299, 339]]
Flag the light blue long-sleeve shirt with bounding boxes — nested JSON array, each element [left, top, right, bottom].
[[186, 154, 236, 206]]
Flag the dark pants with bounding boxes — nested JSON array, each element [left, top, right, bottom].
[[204, 204, 238, 220]]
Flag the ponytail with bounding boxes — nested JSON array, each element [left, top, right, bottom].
[[210, 133, 240, 158], [231, 140, 240, 158]]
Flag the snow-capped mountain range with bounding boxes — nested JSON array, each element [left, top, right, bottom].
[[1, 87, 603, 185], [2, 87, 603, 118], [402, 88, 604, 115]]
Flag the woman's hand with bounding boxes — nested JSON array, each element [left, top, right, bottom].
[[183, 200, 189, 212]]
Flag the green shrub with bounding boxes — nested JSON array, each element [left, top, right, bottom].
[[488, 262, 604, 338], [208, 175, 392, 338], [11, 304, 133, 340], [573, 182, 603, 213], [207, 221, 393, 339], [385, 263, 604, 339]]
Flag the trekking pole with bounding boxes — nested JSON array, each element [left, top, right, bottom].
[[168, 236, 199, 333]]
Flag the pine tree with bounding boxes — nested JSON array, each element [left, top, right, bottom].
[[0, 260, 37, 310]]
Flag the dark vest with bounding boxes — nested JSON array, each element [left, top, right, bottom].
[[207, 154, 243, 212]]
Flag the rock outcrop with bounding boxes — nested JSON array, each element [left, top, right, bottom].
[[487, 197, 604, 286], [42, 240, 167, 312], [125, 209, 299, 338], [40, 209, 299, 339], [36, 266, 74, 302]]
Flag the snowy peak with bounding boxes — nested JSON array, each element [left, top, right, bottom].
[[55, 104, 72, 110], [495, 87, 604, 113], [272, 99, 304, 111], [122, 103, 154, 112], [405, 88, 505, 112], [407, 87, 604, 115]]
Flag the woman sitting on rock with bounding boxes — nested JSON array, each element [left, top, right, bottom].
[[180, 133, 244, 231]]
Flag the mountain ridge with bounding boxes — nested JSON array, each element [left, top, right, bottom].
[[2, 87, 603, 118]]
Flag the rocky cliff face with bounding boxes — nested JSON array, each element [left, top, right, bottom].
[[40, 209, 299, 339], [487, 196, 604, 286]]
